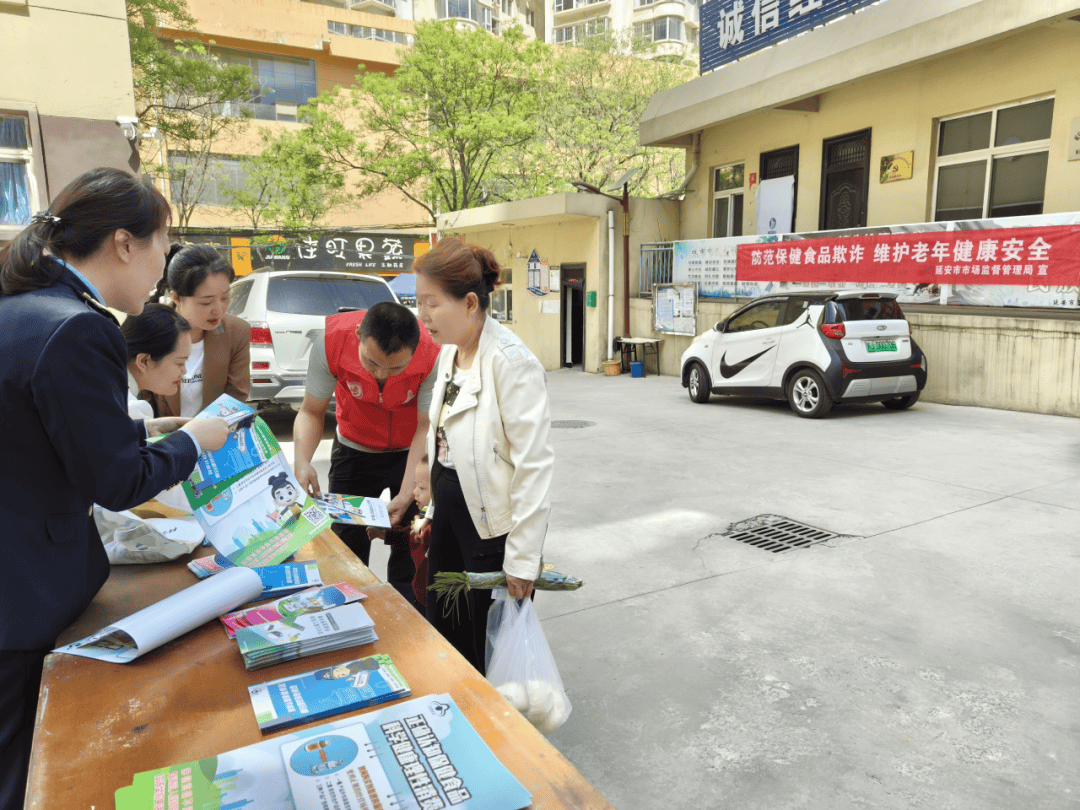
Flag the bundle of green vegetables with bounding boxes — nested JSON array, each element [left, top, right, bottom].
[[429, 569, 583, 615]]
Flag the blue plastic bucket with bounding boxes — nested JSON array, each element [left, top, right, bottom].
[[630, 361, 644, 378]]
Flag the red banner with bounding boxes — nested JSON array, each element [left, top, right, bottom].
[[736, 225, 1080, 287]]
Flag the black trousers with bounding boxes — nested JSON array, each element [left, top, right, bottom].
[[0, 649, 48, 810], [426, 468, 507, 675], [328, 438, 416, 606]]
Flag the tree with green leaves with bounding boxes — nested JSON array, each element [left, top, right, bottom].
[[225, 128, 349, 231], [298, 21, 545, 225], [493, 32, 695, 201], [127, 0, 260, 228]]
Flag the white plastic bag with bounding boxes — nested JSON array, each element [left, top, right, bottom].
[[94, 505, 204, 564], [485, 588, 571, 734]]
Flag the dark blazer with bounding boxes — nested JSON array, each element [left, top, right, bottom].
[[151, 312, 251, 417], [0, 264, 199, 651]]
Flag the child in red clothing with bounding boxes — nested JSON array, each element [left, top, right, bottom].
[[368, 455, 432, 609]]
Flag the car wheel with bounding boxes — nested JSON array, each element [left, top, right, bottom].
[[882, 391, 920, 410], [687, 362, 711, 404], [787, 369, 833, 418]]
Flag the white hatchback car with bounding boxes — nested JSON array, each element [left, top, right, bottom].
[[227, 270, 398, 410], [680, 290, 927, 418]]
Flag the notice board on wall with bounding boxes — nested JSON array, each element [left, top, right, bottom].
[[653, 283, 697, 336]]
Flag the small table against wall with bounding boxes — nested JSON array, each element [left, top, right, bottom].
[[615, 337, 663, 376]]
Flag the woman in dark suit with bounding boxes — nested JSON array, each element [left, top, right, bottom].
[[150, 244, 250, 417], [0, 168, 230, 810]]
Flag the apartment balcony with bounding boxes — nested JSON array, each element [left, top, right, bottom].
[[348, 0, 397, 15], [632, 0, 685, 21], [553, 0, 611, 22]]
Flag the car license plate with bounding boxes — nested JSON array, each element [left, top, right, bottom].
[[867, 341, 897, 353]]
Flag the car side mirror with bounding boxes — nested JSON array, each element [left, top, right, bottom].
[[715, 320, 726, 333]]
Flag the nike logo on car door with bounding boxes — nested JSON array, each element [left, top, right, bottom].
[[719, 346, 775, 379]]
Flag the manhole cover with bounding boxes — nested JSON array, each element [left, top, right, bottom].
[[723, 514, 841, 553], [551, 420, 595, 429]]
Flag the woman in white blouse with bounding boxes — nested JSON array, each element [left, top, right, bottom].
[[121, 303, 193, 420]]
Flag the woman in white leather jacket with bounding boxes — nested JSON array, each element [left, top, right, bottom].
[[413, 237, 554, 673]]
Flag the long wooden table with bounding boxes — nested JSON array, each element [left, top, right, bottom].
[[26, 514, 614, 810]]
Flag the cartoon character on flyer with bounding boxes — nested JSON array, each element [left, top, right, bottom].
[[268, 472, 303, 528], [314, 658, 381, 688]]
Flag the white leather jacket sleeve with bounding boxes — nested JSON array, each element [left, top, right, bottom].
[[493, 350, 554, 581]]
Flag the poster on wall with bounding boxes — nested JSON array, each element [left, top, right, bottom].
[[526, 250, 550, 297], [672, 235, 775, 298], [653, 283, 697, 335], [756, 176, 795, 236]]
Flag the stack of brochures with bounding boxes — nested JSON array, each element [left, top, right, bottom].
[[247, 653, 410, 732], [234, 602, 378, 671], [115, 694, 532, 810], [219, 582, 366, 638], [188, 554, 322, 599]]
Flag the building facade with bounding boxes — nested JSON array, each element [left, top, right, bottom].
[[629, 0, 1080, 415], [641, 0, 1080, 240], [551, 0, 698, 59], [153, 0, 431, 232], [0, 0, 139, 238]]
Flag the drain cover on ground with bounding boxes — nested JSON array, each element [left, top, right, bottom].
[[551, 420, 595, 428], [723, 514, 841, 553]]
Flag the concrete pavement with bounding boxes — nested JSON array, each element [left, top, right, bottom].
[[271, 370, 1080, 810]]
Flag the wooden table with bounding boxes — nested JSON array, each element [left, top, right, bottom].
[[26, 511, 615, 810]]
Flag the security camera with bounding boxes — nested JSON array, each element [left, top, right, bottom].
[[116, 116, 139, 142]]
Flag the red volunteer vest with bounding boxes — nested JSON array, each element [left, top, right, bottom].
[[324, 310, 440, 451]]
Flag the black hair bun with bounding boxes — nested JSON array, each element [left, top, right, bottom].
[[268, 472, 290, 490]]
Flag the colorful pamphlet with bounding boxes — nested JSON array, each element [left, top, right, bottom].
[[185, 450, 332, 568], [188, 555, 322, 598], [247, 653, 410, 732], [219, 583, 366, 639], [53, 568, 263, 664], [114, 694, 532, 810], [188, 395, 262, 492], [234, 602, 378, 671], [311, 492, 392, 529]]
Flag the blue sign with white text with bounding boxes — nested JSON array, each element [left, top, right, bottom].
[[700, 0, 883, 74]]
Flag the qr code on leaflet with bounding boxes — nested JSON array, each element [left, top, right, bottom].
[[302, 505, 327, 525]]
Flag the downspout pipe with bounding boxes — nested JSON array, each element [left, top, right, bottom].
[[607, 209, 615, 360]]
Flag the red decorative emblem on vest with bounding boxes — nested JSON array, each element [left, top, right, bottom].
[[347, 381, 363, 398]]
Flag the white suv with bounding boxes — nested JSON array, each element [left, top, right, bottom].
[[228, 270, 398, 410], [680, 290, 928, 418]]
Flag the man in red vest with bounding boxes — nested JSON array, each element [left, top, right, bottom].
[[293, 302, 440, 605]]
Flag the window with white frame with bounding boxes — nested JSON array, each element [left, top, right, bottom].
[[554, 16, 610, 43], [0, 114, 36, 231], [653, 16, 682, 41], [933, 98, 1054, 222], [711, 162, 744, 238], [634, 16, 683, 42], [328, 21, 413, 45], [438, 0, 493, 29], [526, 8, 535, 25]]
